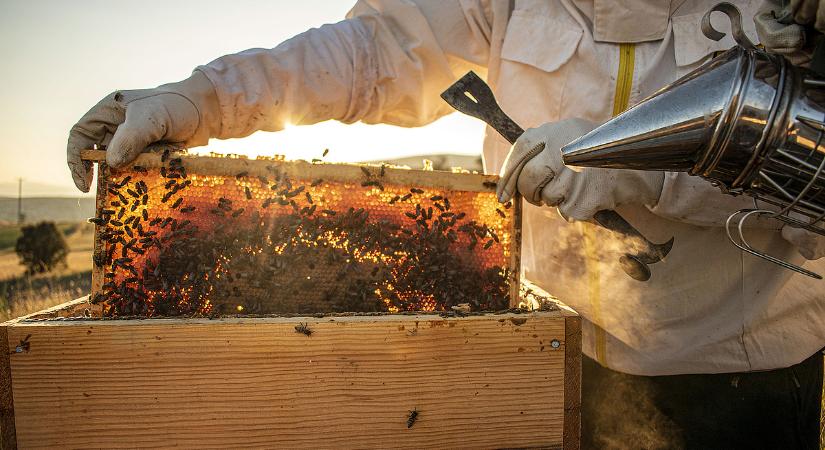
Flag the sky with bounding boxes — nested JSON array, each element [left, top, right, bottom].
[[0, 0, 484, 197]]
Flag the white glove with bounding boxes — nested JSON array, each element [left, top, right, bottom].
[[497, 119, 664, 221], [782, 225, 825, 260], [788, 0, 825, 32], [754, 5, 810, 64], [67, 71, 221, 192]]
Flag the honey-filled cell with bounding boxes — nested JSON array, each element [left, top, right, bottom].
[[89, 152, 518, 317]]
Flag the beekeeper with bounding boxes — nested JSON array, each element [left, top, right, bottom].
[[67, 0, 825, 447]]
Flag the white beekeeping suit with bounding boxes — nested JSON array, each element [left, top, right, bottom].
[[67, 0, 825, 376]]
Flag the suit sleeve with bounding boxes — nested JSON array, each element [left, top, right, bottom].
[[196, 0, 499, 140]]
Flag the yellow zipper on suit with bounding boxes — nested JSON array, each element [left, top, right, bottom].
[[585, 42, 636, 366]]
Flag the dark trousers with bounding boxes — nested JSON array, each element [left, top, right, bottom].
[[581, 351, 823, 450]]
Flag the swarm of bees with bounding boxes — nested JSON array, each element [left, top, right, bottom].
[[90, 155, 513, 317]]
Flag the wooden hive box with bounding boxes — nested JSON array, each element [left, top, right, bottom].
[[0, 151, 581, 449]]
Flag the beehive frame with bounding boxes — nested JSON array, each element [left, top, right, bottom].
[[81, 149, 522, 316]]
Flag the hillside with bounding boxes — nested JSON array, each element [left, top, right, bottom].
[[0, 197, 95, 223]]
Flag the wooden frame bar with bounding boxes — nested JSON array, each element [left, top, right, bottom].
[[2, 297, 580, 449]]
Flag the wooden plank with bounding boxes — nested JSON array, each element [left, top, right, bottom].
[[79, 150, 499, 193], [0, 326, 17, 450], [6, 311, 570, 449], [508, 197, 523, 306], [563, 316, 582, 450], [90, 162, 109, 304]]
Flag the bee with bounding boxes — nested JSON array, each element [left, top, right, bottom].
[[262, 198, 273, 209], [400, 193, 412, 202], [430, 195, 442, 201], [389, 195, 400, 205], [161, 148, 170, 162], [406, 408, 419, 428], [444, 198, 451, 210], [15, 334, 32, 353], [142, 209, 149, 221], [133, 165, 148, 174], [232, 208, 245, 217], [160, 167, 168, 178], [504, 201, 512, 209], [305, 192, 313, 204], [295, 322, 312, 336], [88, 217, 107, 225], [127, 189, 139, 198], [496, 208, 506, 218], [322, 209, 336, 216], [360, 166, 371, 177], [235, 171, 248, 179], [245, 186, 253, 200], [323, 148, 329, 157], [379, 164, 386, 177], [142, 194, 148, 206], [164, 179, 177, 189], [482, 180, 497, 188], [484, 239, 494, 249], [180, 206, 196, 213], [310, 178, 323, 187], [171, 198, 183, 209], [410, 188, 424, 194], [117, 176, 132, 187]]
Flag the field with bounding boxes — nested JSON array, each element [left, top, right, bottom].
[[0, 221, 93, 322]]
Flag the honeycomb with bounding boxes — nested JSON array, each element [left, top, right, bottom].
[[88, 152, 518, 317]]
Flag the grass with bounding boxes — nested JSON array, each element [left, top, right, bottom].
[[0, 222, 94, 322]]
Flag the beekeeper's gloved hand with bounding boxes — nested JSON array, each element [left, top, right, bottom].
[[787, 0, 825, 32], [782, 225, 825, 260], [497, 118, 664, 221], [67, 71, 221, 192], [753, 2, 813, 65]]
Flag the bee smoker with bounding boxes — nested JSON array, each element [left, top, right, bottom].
[[561, 3, 825, 279]]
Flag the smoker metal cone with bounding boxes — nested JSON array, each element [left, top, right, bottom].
[[562, 48, 745, 172]]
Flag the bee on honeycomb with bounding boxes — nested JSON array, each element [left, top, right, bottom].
[[90, 154, 515, 317]]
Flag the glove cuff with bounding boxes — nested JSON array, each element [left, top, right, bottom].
[[160, 71, 222, 148]]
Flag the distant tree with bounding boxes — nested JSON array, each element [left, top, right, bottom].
[[14, 222, 69, 274]]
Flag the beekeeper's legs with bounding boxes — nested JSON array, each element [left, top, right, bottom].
[[581, 351, 823, 449]]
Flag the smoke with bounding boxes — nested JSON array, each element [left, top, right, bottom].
[[583, 358, 684, 450]]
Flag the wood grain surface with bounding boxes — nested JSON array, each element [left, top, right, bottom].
[[79, 150, 499, 193], [4, 311, 575, 449]]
